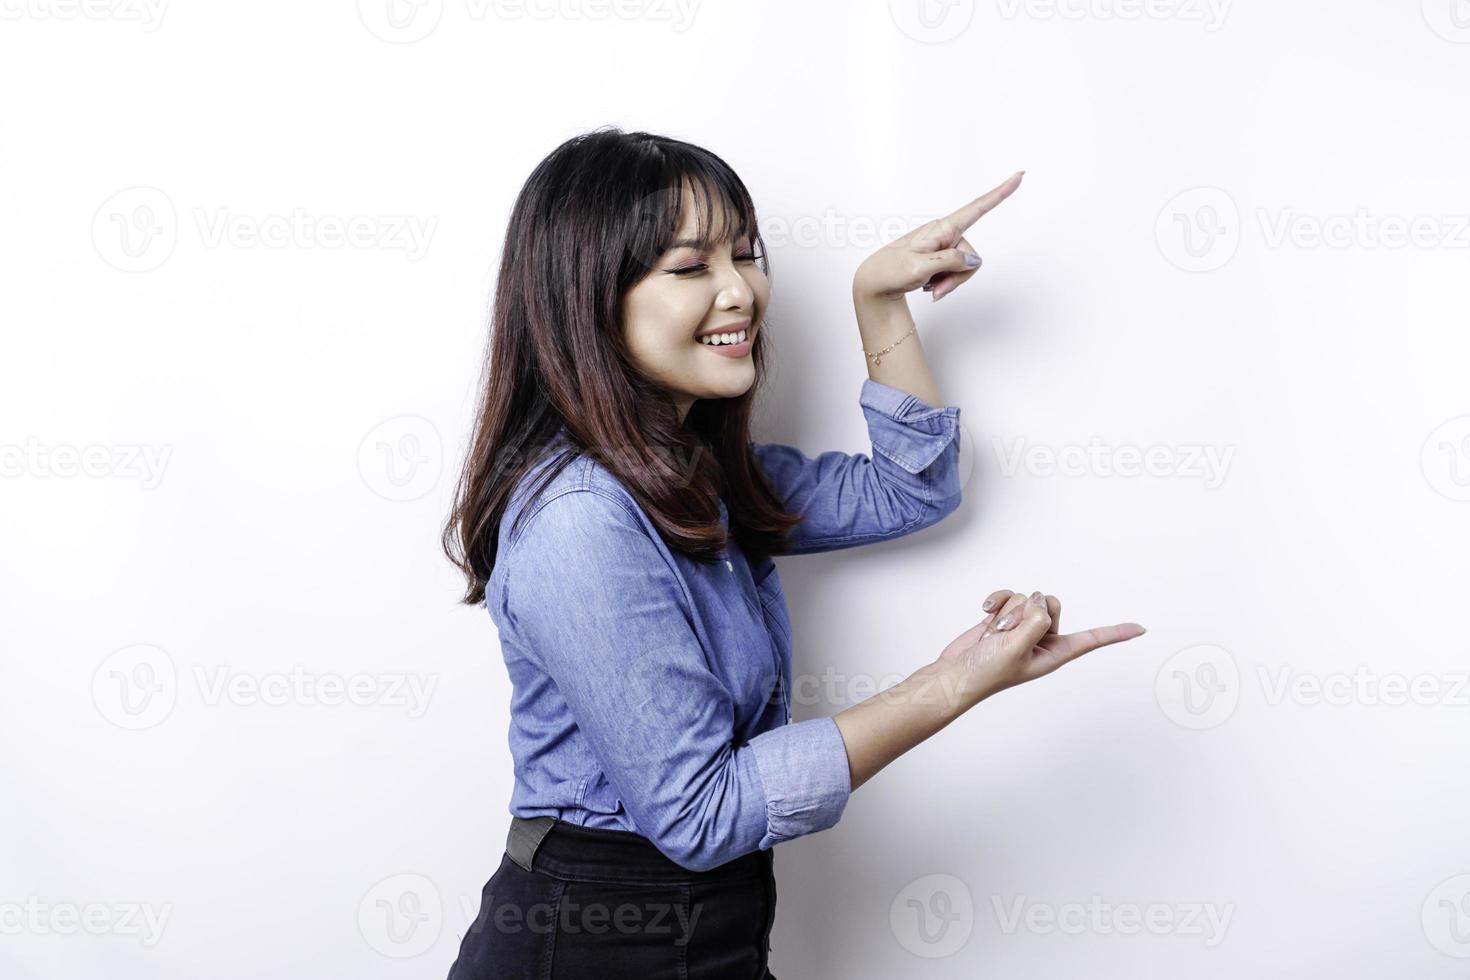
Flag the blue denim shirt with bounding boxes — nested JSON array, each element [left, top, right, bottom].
[[487, 378, 963, 872]]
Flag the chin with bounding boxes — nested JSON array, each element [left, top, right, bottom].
[[698, 377, 755, 401]]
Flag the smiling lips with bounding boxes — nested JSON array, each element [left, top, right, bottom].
[[696, 327, 752, 357], [696, 327, 748, 347]]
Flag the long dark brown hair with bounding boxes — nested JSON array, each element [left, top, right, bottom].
[[442, 126, 804, 606]]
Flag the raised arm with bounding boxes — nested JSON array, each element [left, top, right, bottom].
[[850, 171, 1024, 406], [754, 173, 1025, 555], [752, 377, 962, 555]]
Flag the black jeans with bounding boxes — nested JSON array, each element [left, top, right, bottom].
[[446, 817, 780, 979]]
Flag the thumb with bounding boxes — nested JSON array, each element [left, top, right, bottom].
[[998, 591, 1052, 657], [923, 248, 982, 277]]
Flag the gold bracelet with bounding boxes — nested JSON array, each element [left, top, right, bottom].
[[862, 325, 916, 366]]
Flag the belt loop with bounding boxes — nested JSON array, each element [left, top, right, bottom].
[[507, 815, 557, 872]]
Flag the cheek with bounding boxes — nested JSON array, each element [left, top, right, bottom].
[[622, 282, 704, 358]]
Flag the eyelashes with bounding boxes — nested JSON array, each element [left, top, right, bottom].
[[669, 252, 763, 276]]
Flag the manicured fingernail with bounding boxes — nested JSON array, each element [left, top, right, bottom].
[[982, 597, 996, 611], [1029, 591, 1043, 602], [963, 253, 982, 268], [996, 611, 1018, 630]]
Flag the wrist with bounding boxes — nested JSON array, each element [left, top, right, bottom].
[[852, 283, 907, 309], [917, 657, 993, 720], [853, 290, 916, 350]]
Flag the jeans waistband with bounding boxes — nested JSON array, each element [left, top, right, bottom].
[[506, 815, 771, 885]]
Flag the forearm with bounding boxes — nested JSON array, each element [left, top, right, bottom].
[[832, 658, 985, 792], [853, 291, 944, 411]]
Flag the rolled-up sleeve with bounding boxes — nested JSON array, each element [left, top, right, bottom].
[[497, 486, 852, 871], [747, 714, 851, 846], [752, 378, 964, 555]]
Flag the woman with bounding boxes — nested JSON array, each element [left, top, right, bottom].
[[441, 127, 1144, 978]]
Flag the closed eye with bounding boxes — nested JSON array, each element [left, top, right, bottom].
[[669, 252, 763, 276]]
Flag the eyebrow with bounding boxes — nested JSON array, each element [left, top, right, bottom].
[[667, 236, 750, 251]]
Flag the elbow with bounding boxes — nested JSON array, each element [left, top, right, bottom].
[[671, 852, 728, 874], [922, 439, 964, 526], [906, 478, 962, 535], [642, 806, 755, 873], [895, 432, 964, 535], [932, 481, 963, 523], [652, 835, 738, 874]]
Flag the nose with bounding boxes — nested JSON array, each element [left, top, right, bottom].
[[711, 254, 756, 311]]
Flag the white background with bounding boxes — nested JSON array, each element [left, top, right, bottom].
[[3, 0, 1468, 976]]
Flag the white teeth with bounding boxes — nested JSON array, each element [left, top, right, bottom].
[[698, 329, 748, 346]]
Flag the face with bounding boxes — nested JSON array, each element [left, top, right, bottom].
[[620, 183, 769, 424]]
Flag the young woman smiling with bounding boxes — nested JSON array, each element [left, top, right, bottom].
[[442, 127, 1145, 979]]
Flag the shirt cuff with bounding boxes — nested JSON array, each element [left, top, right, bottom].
[[746, 715, 853, 850], [859, 378, 963, 475]]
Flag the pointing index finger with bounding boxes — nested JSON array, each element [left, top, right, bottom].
[[929, 171, 1024, 243], [1046, 622, 1147, 662]]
